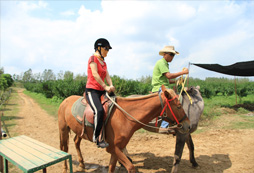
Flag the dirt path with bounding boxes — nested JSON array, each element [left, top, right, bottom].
[[8, 89, 254, 172]]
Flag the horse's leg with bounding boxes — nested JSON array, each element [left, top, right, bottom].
[[114, 147, 135, 173], [171, 132, 187, 173], [74, 134, 85, 169], [108, 153, 118, 173], [59, 125, 70, 173], [186, 134, 199, 168], [122, 147, 129, 157], [119, 147, 133, 167]]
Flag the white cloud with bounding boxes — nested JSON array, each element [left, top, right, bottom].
[[60, 10, 75, 16], [1, 0, 254, 80], [18, 1, 47, 11]]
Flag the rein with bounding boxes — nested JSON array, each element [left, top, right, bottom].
[[105, 92, 179, 130]]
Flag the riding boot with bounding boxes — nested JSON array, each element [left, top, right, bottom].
[[97, 140, 109, 148], [96, 125, 109, 148]]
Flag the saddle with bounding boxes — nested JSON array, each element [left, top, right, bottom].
[[71, 95, 116, 137]]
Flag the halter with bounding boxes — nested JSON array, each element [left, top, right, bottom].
[[160, 95, 179, 124], [156, 92, 187, 126]]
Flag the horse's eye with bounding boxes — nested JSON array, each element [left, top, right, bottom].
[[177, 105, 182, 109]]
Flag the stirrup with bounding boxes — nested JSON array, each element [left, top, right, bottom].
[[97, 140, 109, 148]]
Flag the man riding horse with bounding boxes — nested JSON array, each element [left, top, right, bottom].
[[152, 45, 189, 133]]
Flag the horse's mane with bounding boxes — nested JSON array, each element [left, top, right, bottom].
[[117, 93, 158, 101], [116, 88, 176, 101]]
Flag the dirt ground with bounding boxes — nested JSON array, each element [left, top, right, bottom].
[[7, 89, 254, 173]]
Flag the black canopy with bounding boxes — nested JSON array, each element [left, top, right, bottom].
[[192, 60, 254, 77]]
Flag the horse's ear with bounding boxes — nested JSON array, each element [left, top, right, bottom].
[[162, 86, 172, 99], [161, 85, 166, 92], [164, 89, 170, 99]]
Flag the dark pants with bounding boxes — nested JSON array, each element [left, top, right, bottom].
[[85, 88, 105, 142]]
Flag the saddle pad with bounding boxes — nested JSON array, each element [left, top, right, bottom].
[[71, 97, 86, 124], [71, 96, 116, 127]]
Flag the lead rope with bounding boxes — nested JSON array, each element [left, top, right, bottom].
[[177, 70, 193, 104], [105, 92, 178, 130]]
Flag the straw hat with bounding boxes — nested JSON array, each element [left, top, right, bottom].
[[159, 46, 179, 56]]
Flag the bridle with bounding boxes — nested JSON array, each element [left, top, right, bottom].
[[157, 92, 188, 126]]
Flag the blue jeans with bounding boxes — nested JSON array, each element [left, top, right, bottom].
[[158, 87, 170, 128], [161, 120, 169, 128]]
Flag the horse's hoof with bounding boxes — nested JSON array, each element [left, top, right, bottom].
[[192, 164, 201, 169], [78, 166, 85, 171], [79, 163, 86, 169]]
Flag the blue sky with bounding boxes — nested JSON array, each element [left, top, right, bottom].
[[1, 0, 254, 80]]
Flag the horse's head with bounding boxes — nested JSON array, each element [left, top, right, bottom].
[[161, 85, 190, 134], [182, 86, 204, 133], [185, 86, 202, 97]]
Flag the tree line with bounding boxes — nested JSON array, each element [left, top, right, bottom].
[[0, 68, 14, 92], [13, 69, 254, 101]]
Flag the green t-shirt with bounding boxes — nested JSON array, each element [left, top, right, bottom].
[[152, 58, 170, 92]]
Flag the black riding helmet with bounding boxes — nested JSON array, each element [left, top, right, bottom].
[[94, 38, 112, 51], [94, 38, 112, 60]]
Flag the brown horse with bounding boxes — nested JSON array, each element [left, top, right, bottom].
[[58, 85, 190, 173]]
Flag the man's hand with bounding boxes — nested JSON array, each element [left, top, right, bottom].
[[182, 68, 189, 75]]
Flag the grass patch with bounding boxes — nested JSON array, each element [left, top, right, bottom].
[[198, 94, 254, 132], [237, 107, 249, 114], [224, 114, 254, 129], [137, 128, 152, 134], [193, 128, 206, 134], [23, 90, 62, 119], [1, 87, 21, 137], [202, 94, 254, 119]]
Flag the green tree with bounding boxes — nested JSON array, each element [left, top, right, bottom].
[[42, 69, 56, 81], [75, 73, 86, 81], [0, 77, 8, 90], [1, 74, 14, 87], [57, 70, 64, 80], [64, 71, 74, 80], [22, 69, 33, 82], [0, 67, 4, 75]]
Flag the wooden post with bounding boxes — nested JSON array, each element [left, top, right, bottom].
[[187, 62, 190, 88], [235, 76, 237, 105], [0, 113, 3, 173]]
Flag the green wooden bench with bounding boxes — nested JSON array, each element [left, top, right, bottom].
[[0, 135, 73, 173]]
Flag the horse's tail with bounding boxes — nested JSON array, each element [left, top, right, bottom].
[[58, 98, 70, 152]]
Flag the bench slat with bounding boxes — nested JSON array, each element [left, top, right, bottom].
[[0, 144, 37, 171], [0, 135, 73, 173], [20, 135, 68, 157], [0, 140, 46, 166], [7, 137, 56, 163], [14, 136, 64, 159]]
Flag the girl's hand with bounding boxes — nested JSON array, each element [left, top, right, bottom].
[[110, 85, 115, 93], [104, 86, 112, 93]]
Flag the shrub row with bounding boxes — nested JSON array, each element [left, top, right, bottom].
[[23, 75, 254, 100], [24, 75, 152, 99], [188, 78, 254, 98]]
